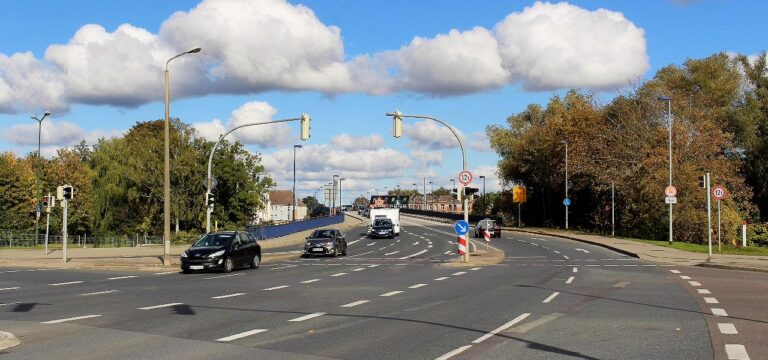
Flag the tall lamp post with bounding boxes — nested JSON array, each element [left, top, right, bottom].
[[332, 174, 339, 215], [292, 144, 303, 221], [428, 181, 434, 210], [339, 177, 346, 212], [658, 96, 674, 244], [479, 175, 486, 215], [561, 140, 569, 230], [31, 111, 51, 247], [450, 179, 456, 213], [163, 47, 202, 266]]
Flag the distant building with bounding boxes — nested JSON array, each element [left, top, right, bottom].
[[407, 194, 473, 213], [268, 190, 307, 222]]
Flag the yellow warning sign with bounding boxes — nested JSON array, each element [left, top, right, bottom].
[[513, 186, 527, 203]]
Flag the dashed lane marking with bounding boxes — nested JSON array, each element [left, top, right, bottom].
[[469, 267, 481, 271], [434, 277, 449, 281], [263, 285, 289, 291], [331, 272, 347, 277], [138, 303, 184, 310], [563, 255, 570, 260], [400, 250, 428, 259], [542, 292, 560, 303], [452, 272, 466, 276], [301, 279, 321, 284], [289, 312, 325, 322], [680, 275, 691, 280], [271, 265, 299, 270], [689, 281, 702, 287], [347, 239, 362, 245], [153, 271, 178, 275], [368, 264, 379, 268], [107, 276, 138, 280], [213, 293, 246, 299], [340, 300, 370, 308], [380, 291, 403, 297], [724, 344, 750, 360], [704, 297, 719, 304], [566, 276, 575, 284], [42, 314, 102, 324], [217, 329, 268, 342], [670, 269, 681, 273], [413, 242, 420, 245], [367, 243, 375, 246], [572, 267, 578, 273], [698, 289, 712, 294], [49, 281, 84, 286], [712, 308, 728, 316], [80, 290, 118, 296], [204, 273, 245, 280], [384, 251, 400, 256], [352, 268, 366, 272], [471, 313, 531, 344], [0, 287, 20, 291], [718, 323, 738, 335], [409, 284, 428, 289]]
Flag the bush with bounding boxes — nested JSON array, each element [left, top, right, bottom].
[[750, 223, 768, 247]]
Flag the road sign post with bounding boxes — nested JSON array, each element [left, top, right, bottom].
[[712, 185, 728, 252], [454, 220, 469, 256], [706, 173, 712, 261]]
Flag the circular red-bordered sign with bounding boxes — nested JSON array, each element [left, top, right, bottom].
[[458, 170, 473, 185], [665, 185, 677, 197], [712, 185, 728, 200]]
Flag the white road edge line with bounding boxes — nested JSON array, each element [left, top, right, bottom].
[[138, 302, 183, 310], [42, 314, 102, 324], [216, 329, 268, 342], [80, 290, 118, 296], [289, 312, 326, 322], [435, 345, 473, 360], [542, 292, 560, 303], [472, 313, 531, 344]]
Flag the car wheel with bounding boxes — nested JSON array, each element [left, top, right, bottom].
[[341, 246, 347, 256], [223, 257, 234, 273], [332, 246, 339, 257], [250, 255, 261, 269]]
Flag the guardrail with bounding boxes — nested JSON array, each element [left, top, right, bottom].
[[247, 214, 345, 240]]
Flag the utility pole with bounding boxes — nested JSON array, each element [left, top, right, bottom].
[[479, 175, 486, 215], [706, 172, 712, 261], [658, 96, 674, 244], [32, 112, 50, 248], [611, 181, 615, 237], [292, 144, 302, 221], [45, 192, 52, 254]]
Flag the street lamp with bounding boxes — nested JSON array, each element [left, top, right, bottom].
[[163, 47, 201, 266], [292, 144, 302, 221], [429, 181, 434, 210], [339, 177, 346, 212], [450, 179, 456, 213], [561, 140, 569, 230], [31, 111, 51, 247], [658, 95, 673, 244], [479, 175, 486, 215], [332, 174, 339, 215]]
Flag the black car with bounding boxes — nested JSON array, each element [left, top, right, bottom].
[[474, 218, 501, 238], [369, 218, 395, 239], [181, 231, 261, 273], [303, 229, 347, 257]]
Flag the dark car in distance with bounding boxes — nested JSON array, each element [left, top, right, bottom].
[[303, 229, 347, 257], [181, 231, 261, 273], [369, 218, 395, 239], [474, 218, 501, 238]]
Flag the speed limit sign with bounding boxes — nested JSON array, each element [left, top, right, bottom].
[[712, 185, 728, 200], [458, 170, 473, 186]]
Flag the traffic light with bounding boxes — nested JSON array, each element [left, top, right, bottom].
[[41, 196, 49, 208], [452, 186, 463, 202], [464, 187, 480, 196], [58, 185, 74, 200], [698, 175, 705, 188], [300, 113, 311, 141], [392, 110, 403, 138], [206, 192, 215, 207]]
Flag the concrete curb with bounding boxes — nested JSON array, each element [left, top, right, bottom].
[[697, 262, 768, 273], [507, 228, 640, 259], [0, 331, 21, 351]]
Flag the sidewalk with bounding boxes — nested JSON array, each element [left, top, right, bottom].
[[0, 215, 365, 271], [507, 227, 768, 273]]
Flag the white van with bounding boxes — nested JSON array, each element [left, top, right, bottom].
[[368, 208, 401, 236]]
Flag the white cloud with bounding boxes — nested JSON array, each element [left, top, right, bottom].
[[0, 52, 67, 114], [411, 150, 443, 167], [192, 118, 226, 141], [3, 120, 85, 146], [193, 101, 293, 148], [494, 1, 648, 91], [469, 131, 493, 152], [329, 134, 385, 151], [405, 120, 466, 150]]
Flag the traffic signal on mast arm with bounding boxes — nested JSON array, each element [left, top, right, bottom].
[[698, 175, 706, 188], [392, 110, 403, 138], [300, 113, 311, 141]]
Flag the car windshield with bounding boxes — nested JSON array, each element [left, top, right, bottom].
[[310, 230, 335, 239], [374, 219, 392, 227], [193, 233, 235, 247]]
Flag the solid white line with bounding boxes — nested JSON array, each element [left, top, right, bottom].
[[0, 287, 20, 291], [472, 313, 531, 344], [435, 345, 473, 360], [212, 293, 245, 299], [689, 281, 702, 287], [712, 308, 728, 316], [204, 273, 244, 280], [704, 297, 719, 304], [340, 300, 370, 308], [49, 281, 84, 286], [680, 275, 691, 280], [217, 329, 268, 342], [434, 277, 449, 281], [289, 312, 325, 322], [572, 267, 578, 273], [107, 275, 139, 280], [80, 290, 118, 296], [718, 323, 738, 335], [42, 314, 101, 324], [331, 272, 347, 277], [452, 271, 467, 276], [697, 289, 712, 294], [670, 269, 681, 273], [153, 271, 177, 275], [566, 276, 575, 284], [542, 292, 560, 303], [469, 267, 481, 271], [724, 344, 750, 360], [138, 302, 183, 310], [352, 268, 366, 272], [399, 249, 428, 259], [271, 265, 298, 270], [384, 251, 400, 256], [380, 291, 404, 297], [301, 279, 321, 284], [263, 285, 289, 291], [409, 283, 428, 289]]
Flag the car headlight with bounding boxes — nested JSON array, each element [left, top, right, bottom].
[[181, 251, 188, 258], [306, 242, 311, 247], [207, 250, 225, 258], [324, 242, 334, 247]]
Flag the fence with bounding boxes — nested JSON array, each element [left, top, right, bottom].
[[247, 214, 345, 240], [0, 232, 164, 248]]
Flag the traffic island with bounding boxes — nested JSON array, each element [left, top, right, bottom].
[[441, 247, 505, 268], [0, 331, 20, 351]]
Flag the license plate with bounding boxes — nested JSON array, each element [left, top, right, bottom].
[[312, 248, 324, 252], [190, 265, 204, 270]]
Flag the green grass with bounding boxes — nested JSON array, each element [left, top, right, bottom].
[[627, 238, 768, 256]]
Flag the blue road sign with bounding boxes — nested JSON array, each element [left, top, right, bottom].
[[454, 220, 469, 235], [563, 198, 571, 206]]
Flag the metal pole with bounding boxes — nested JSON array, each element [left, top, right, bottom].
[[611, 181, 615, 236], [332, 175, 338, 215], [339, 178, 344, 213], [163, 67, 172, 266], [518, 202, 522, 227], [667, 100, 673, 245], [423, 178, 427, 209], [718, 199, 721, 252], [32, 113, 49, 248], [706, 172, 712, 261], [45, 192, 50, 254], [482, 177, 486, 215], [565, 141, 569, 230], [292, 145, 298, 221], [62, 199, 68, 263]]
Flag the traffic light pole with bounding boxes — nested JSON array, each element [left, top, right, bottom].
[[62, 198, 68, 263], [45, 192, 51, 254], [205, 116, 307, 233]]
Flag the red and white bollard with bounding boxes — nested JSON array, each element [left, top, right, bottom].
[[484, 229, 491, 250], [457, 233, 467, 255]]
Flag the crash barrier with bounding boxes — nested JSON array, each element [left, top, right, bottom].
[[247, 214, 345, 240], [400, 208, 502, 225]]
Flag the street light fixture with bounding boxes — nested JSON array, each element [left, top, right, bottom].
[[658, 95, 673, 244], [31, 111, 51, 248], [163, 47, 202, 266], [292, 144, 303, 221], [479, 175, 486, 215]]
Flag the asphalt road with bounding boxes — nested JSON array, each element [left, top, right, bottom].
[[0, 216, 763, 359]]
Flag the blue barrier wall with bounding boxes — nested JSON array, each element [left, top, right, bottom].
[[247, 214, 345, 240]]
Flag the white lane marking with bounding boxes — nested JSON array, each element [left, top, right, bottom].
[[205, 273, 245, 280], [380, 291, 404, 297], [0, 302, 20, 307], [400, 249, 428, 259], [704, 297, 719, 304], [689, 281, 702, 287], [107, 275, 139, 280], [138, 302, 184, 310], [680, 275, 691, 280], [263, 285, 289, 291], [301, 279, 321, 284], [566, 276, 575, 284], [605, 265, 619, 267], [469, 267, 481, 271], [409, 284, 428, 289], [347, 239, 361, 245], [153, 271, 177, 275], [712, 308, 729, 316], [378, 247, 387, 250], [212, 293, 246, 299], [572, 267, 578, 273], [80, 290, 118, 296], [331, 272, 347, 277], [428, 245, 433, 248], [271, 265, 298, 270], [367, 243, 375, 246], [217, 328, 268, 342], [575, 248, 590, 253], [724, 344, 750, 360], [368, 264, 380, 268], [434, 277, 449, 281], [413, 242, 420, 245], [340, 300, 370, 308], [562, 255, 570, 260], [0, 287, 20, 291], [42, 314, 102, 324], [435, 345, 473, 360], [472, 313, 531, 344], [289, 312, 325, 322], [49, 281, 84, 286], [585, 264, 600, 267], [642, 264, 657, 267], [444, 251, 452, 255], [352, 268, 366, 272], [542, 292, 560, 303], [670, 269, 681, 274], [384, 251, 400, 256], [452, 271, 467, 276], [349, 250, 374, 257], [718, 323, 738, 335], [697, 289, 712, 294]]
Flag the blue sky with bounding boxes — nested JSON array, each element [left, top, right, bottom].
[[1, 0, 765, 204]]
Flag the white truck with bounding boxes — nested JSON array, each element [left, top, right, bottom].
[[368, 208, 401, 236]]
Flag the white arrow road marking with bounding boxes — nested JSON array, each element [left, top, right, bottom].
[[42, 314, 102, 324], [217, 329, 268, 342], [576, 248, 590, 253]]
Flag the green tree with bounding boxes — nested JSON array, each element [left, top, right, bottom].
[[302, 196, 320, 212], [0, 152, 35, 232]]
